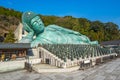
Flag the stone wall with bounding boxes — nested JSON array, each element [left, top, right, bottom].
[[0, 60, 25, 73], [0, 58, 41, 73], [39, 47, 66, 68]]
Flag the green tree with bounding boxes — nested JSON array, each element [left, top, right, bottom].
[[89, 21, 104, 42], [104, 22, 120, 41], [4, 30, 16, 43]]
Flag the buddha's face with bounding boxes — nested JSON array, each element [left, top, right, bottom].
[[31, 16, 44, 34]]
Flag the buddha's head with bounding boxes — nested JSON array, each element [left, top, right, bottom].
[[22, 11, 44, 35]]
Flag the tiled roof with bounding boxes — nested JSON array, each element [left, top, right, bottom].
[[0, 43, 31, 49], [101, 40, 120, 45]]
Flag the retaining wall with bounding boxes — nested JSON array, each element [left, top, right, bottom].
[[0, 58, 41, 73]]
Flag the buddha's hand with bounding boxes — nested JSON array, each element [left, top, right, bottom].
[[19, 22, 34, 43], [23, 22, 34, 33], [31, 41, 40, 47]]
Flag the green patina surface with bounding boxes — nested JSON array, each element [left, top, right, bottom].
[[20, 11, 98, 47]]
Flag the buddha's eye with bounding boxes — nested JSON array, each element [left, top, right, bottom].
[[33, 21, 37, 25]]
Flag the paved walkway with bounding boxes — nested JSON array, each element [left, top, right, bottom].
[[33, 64, 59, 69], [0, 58, 120, 80]]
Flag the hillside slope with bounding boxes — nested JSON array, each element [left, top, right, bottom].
[[0, 6, 120, 42]]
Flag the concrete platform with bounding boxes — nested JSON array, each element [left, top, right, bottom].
[[32, 64, 80, 73], [33, 64, 59, 69], [0, 58, 120, 80]]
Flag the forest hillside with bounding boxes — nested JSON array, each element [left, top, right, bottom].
[[0, 6, 120, 43]]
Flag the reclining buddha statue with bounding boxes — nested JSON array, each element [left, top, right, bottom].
[[20, 11, 98, 47]]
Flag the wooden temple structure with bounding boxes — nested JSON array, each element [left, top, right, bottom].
[[0, 43, 31, 61]]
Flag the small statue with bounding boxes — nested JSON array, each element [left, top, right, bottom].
[[20, 11, 98, 47]]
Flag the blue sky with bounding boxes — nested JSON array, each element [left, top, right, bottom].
[[0, 0, 120, 28]]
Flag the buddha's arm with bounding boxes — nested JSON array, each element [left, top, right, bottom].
[[19, 23, 34, 43], [47, 25, 82, 35], [19, 32, 34, 43]]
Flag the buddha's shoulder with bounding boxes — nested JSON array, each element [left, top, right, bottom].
[[46, 25, 63, 30]]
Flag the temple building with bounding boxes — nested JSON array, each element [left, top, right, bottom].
[[0, 43, 119, 73], [101, 40, 120, 47], [0, 43, 31, 61]]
